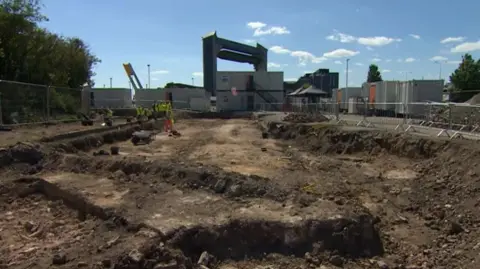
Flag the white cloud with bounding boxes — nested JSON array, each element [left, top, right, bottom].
[[325, 30, 401, 47], [405, 57, 416, 63], [409, 34, 421, 39], [255, 26, 290, 36], [290, 50, 327, 65], [429, 56, 448, 61], [334, 60, 342, 64], [451, 41, 480, 53], [366, 46, 374, 51], [357, 36, 402, 46], [268, 62, 281, 68], [355, 62, 364, 66], [440, 37, 466, 44], [447, 60, 461, 65], [385, 59, 392, 63], [151, 70, 169, 75], [323, 48, 359, 58], [371, 58, 382, 62], [382, 69, 391, 73], [396, 58, 403, 63], [269, 45, 290, 54], [244, 39, 256, 44], [247, 21, 290, 36], [192, 72, 203, 77], [246, 22, 266, 29], [326, 30, 356, 43]]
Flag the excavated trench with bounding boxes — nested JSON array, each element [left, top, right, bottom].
[[265, 121, 453, 158], [165, 215, 383, 260], [4, 176, 383, 269], [8, 116, 472, 268]]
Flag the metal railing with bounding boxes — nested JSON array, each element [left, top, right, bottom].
[[255, 101, 480, 140], [0, 80, 83, 125]]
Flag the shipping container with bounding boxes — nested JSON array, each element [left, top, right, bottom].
[[333, 87, 364, 111], [395, 80, 444, 115], [91, 88, 132, 108], [347, 97, 359, 114], [375, 81, 398, 111]]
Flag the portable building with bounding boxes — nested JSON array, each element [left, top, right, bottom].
[[91, 88, 132, 108], [216, 71, 284, 111], [334, 87, 364, 111], [395, 80, 444, 115]]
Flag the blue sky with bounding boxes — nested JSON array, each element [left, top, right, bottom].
[[41, 0, 480, 88]]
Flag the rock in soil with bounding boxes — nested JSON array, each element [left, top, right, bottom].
[[52, 253, 67, 265]]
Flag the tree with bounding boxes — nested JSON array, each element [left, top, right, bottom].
[[367, 64, 383, 83], [0, 0, 101, 122], [449, 54, 480, 101]]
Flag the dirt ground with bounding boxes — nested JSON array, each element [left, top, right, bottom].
[[0, 119, 126, 147], [0, 115, 479, 269]]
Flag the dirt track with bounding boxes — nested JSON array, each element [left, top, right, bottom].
[[0, 115, 479, 269], [0, 119, 127, 147]]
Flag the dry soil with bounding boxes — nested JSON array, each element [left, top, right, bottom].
[[0, 115, 479, 269]]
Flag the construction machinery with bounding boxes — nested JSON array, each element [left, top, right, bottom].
[[78, 112, 94, 126], [131, 130, 156, 145], [123, 63, 143, 91]]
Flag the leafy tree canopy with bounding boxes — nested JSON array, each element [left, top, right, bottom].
[[449, 53, 480, 92], [0, 0, 101, 122], [367, 64, 383, 83]]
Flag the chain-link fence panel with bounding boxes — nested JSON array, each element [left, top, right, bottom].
[[0, 80, 47, 124], [48, 86, 82, 121]]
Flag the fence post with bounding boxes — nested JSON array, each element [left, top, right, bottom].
[[46, 85, 50, 122], [0, 92, 3, 125], [363, 98, 368, 121], [448, 103, 453, 130], [402, 102, 407, 125]]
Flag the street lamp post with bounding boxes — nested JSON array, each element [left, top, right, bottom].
[[346, 58, 350, 98], [434, 61, 446, 80], [192, 77, 194, 86], [147, 64, 151, 89], [109, 77, 112, 88]]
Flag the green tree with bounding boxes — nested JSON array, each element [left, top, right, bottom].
[[367, 64, 383, 83], [449, 54, 480, 97], [0, 0, 101, 122]]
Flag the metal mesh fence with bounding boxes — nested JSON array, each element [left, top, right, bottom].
[[0, 80, 83, 124], [254, 100, 480, 139], [49, 86, 82, 121], [0, 80, 47, 124]]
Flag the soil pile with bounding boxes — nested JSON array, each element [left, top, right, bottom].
[[266, 122, 480, 268], [267, 122, 450, 158], [283, 113, 328, 123]]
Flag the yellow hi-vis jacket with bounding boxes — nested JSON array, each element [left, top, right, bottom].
[[154, 102, 170, 112], [136, 107, 145, 116]]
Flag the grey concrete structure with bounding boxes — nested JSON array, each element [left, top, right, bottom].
[[202, 31, 268, 96], [91, 88, 132, 108]]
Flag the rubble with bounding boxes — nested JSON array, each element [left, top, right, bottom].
[[283, 112, 329, 123]]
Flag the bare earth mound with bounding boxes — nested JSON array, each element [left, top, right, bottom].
[[283, 113, 329, 123], [0, 117, 479, 268]]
